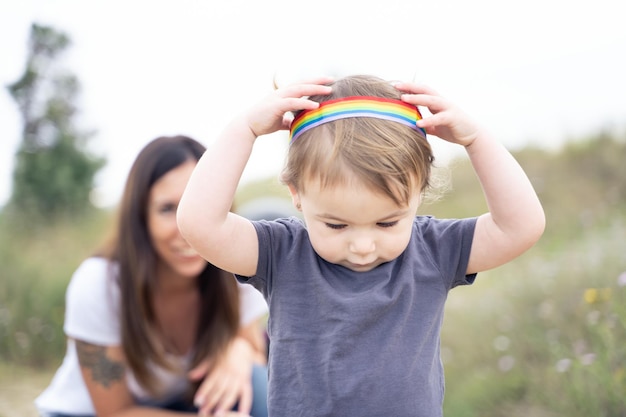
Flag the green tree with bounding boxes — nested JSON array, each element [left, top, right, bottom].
[[5, 23, 105, 220]]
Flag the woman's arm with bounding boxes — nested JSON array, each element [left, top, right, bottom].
[[75, 340, 191, 417]]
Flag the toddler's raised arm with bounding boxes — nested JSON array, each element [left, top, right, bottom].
[[177, 80, 332, 276], [397, 82, 546, 274]]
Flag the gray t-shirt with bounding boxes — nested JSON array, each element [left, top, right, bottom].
[[237, 215, 477, 417]]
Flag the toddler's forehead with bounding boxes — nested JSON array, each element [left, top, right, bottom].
[[301, 173, 416, 206], [301, 169, 365, 193]]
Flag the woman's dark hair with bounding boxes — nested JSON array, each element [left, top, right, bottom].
[[98, 135, 239, 395]]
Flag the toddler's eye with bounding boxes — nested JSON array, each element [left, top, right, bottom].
[[325, 223, 346, 230], [377, 221, 398, 228]]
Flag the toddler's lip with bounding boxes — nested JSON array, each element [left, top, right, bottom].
[[345, 260, 377, 272]]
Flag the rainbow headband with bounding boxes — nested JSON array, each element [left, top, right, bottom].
[[289, 96, 426, 143]]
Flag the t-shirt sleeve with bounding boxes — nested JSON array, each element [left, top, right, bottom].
[[235, 217, 304, 298], [237, 281, 269, 325], [63, 257, 121, 345], [235, 220, 270, 297], [418, 216, 478, 289]]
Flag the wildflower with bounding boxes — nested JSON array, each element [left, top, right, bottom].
[[498, 355, 515, 372], [556, 358, 572, 373], [580, 353, 596, 366], [583, 287, 612, 304], [493, 335, 510, 352], [584, 288, 598, 304], [618, 272, 626, 287]]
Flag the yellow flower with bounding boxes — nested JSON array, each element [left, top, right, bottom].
[[584, 288, 598, 304], [583, 288, 612, 304]]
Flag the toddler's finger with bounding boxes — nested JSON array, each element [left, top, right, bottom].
[[277, 83, 332, 100], [401, 93, 448, 114], [393, 82, 439, 96]]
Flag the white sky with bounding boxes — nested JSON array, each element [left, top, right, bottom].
[[1, 0, 625, 207]]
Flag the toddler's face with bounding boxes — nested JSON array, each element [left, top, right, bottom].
[[290, 179, 419, 272]]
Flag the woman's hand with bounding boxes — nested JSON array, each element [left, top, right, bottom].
[[188, 337, 256, 416], [395, 82, 482, 147], [244, 77, 333, 138]]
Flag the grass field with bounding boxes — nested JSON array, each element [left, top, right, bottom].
[[2, 134, 625, 416], [0, 362, 52, 417]]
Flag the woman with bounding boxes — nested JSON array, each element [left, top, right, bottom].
[[35, 135, 268, 417]]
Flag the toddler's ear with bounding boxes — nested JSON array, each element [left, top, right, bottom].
[[287, 184, 302, 211]]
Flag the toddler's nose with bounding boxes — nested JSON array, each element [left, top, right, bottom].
[[349, 236, 375, 256]]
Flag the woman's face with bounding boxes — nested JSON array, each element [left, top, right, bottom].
[[147, 160, 207, 279]]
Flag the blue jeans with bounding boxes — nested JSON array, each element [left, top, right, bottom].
[[41, 364, 268, 417]]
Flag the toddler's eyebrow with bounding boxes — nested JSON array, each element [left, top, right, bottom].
[[318, 209, 410, 223]]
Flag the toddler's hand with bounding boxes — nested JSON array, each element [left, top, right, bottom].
[[395, 82, 482, 147], [244, 77, 333, 138]]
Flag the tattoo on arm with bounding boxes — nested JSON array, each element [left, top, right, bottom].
[[75, 340, 125, 388]]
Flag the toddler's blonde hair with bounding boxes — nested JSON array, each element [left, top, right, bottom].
[[280, 74, 434, 206]]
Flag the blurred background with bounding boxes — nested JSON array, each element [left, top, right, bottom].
[[1, 1, 625, 416]]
